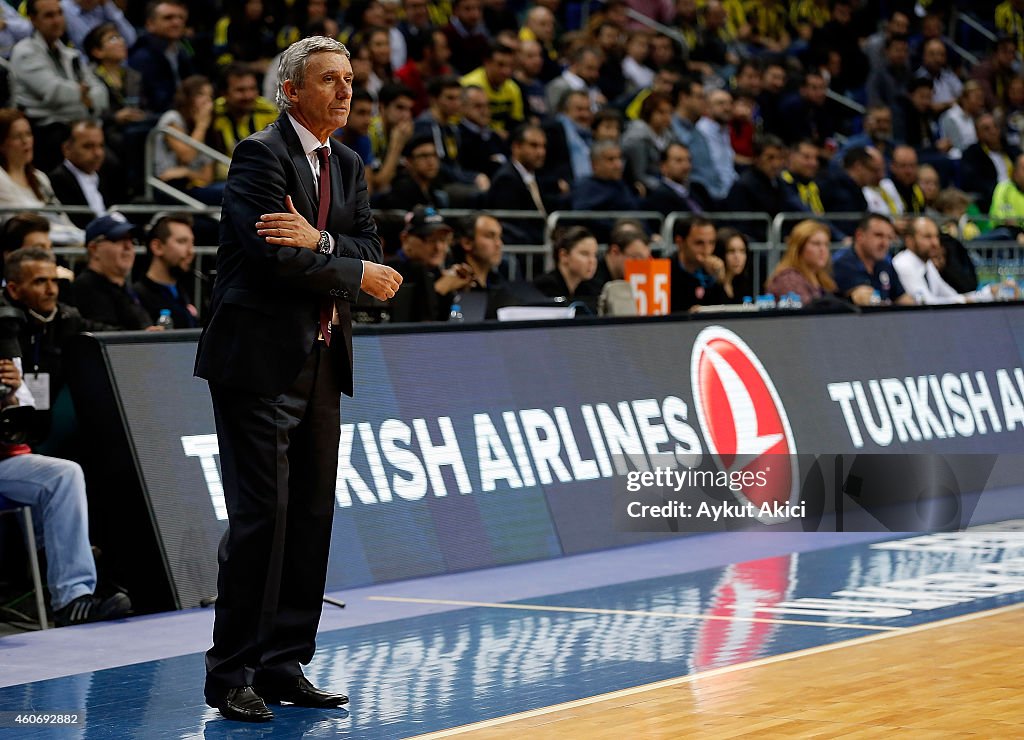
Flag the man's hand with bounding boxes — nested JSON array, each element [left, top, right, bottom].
[[257, 195, 320, 249], [701, 254, 725, 283], [0, 359, 21, 407], [361, 262, 403, 301], [434, 263, 475, 295]]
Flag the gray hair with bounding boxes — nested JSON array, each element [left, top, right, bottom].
[[5, 246, 55, 283], [275, 36, 350, 111]]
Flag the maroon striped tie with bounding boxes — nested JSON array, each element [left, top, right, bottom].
[[316, 146, 332, 346]]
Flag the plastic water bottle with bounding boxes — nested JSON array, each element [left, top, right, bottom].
[[788, 292, 803, 309], [156, 309, 173, 330], [756, 294, 776, 310], [869, 290, 882, 306], [999, 277, 1018, 301], [742, 296, 753, 310], [448, 302, 464, 323]]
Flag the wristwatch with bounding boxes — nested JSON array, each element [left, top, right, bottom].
[[317, 230, 331, 255]]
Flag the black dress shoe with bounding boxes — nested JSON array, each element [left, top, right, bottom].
[[254, 675, 349, 707], [215, 686, 274, 722]]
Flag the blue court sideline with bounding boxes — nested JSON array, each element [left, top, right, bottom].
[[2, 526, 1022, 739]]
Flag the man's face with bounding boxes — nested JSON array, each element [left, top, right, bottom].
[[854, 218, 895, 263], [153, 222, 195, 274], [682, 83, 706, 120], [484, 51, 514, 87], [430, 30, 451, 69], [918, 166, 940, 201], [406, 142, 440, 180], [757, 145, 786, 179], [963, 86, 986, 116], [736, 66, 762, 96], [513, 129, 546, 171], [517, 41, 544, 78], [886, 39, 909, 68], [661, 144, 691, 183], [707, 91, 732, 124], [923, 40, 946, 72], [404, 0, 430, 28], [866, 109, 893, 139], [528, 8, 554, 42], [681, 224, 716, 266], [890, 148, 918, 186], [608, 238, 651, 279], [225, 73, 259, 118], [908, 218, 941, 260], [866, 150, 885, 186], [592, 146, 624, 180], [287, 52, 353, 137], [454, 0, 482, 27], [463, 88, 491, 127], [564, 93, 592, 127], [346, 100, 373, 135], [7, 260, 58, 314], [574, 52, 601, 86], [789, 143, 818, 179], [403, 229, 453, 268], [888, 11, 909, 35], [89, 235, 136, 282], [802, 76, 827, 107], [384, 95, 414, 130], [147, 2, 187, 41], [650, 35, 674, 66], [762, 66, 785, 94], [466, 215, 503, 268], [977, 115, 1001, 149], [435, 86, 462, 120], [648, 101, 673, 133], [910, 85, 932, 113], [996, 41, 1016, 68], [64, 126, 105, 174], [32, 0, 65, 43]]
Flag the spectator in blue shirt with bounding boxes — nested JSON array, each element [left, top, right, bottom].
[[832, 213, 915, 306]]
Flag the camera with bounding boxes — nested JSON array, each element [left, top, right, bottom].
[[0, 301, 24, 397]]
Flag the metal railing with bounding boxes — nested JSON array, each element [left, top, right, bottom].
[[144, 124, 231, 210], [953, 10, 998, 45]]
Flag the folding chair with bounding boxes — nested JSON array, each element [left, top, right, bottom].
[[0, 494, 48, 629]]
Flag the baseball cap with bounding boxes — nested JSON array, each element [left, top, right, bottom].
[[85, 213, 137, 244], [403, 205, 452, 238]]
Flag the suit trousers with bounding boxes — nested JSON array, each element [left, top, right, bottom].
[[204, 341, 342, 699]]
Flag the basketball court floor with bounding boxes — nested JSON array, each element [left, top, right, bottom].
[[2, 524, 1023, 738]]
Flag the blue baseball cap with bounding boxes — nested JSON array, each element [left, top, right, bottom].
[[85, 213, 137, 244]]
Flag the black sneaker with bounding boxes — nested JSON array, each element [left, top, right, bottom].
[[54, 593, 131, 627]]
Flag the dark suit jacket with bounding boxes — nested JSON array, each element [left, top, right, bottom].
[[47, 162, 126, 228], [195, 115, 381, 397], [961, 142, 1019, 212]]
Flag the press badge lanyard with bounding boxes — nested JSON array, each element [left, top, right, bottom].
[[24, 331, 50, 411]]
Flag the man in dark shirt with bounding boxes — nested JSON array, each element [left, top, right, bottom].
[[458, 213, 507, 290], [580, 222, 651, 294], [72, 214, 152, 329], [133, 213, 198, 328], [832, 213, 915, 306], [671, 216, 722, 312]]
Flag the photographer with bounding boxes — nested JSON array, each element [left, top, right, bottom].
[[0, 351, 130, 627]]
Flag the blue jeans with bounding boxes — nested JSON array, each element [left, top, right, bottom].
[[0, 454, 95, 609]]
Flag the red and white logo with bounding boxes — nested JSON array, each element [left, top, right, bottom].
[[690, 326, 798, 514]]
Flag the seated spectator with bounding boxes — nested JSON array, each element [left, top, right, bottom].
[[671, 78, 721, 200], [866, 33, 911, 109], [990, 153, 1024, 224], [0, 109, 83, 245], [368, 83, 416, 194], [457, 85, 508, 178], [336, 88, 376, 177], [592, 108, 624, 144], [580, 222, 651, 294], [48, 120, 125, 228], [386, 206, 473, 322], [0, 351, 131, 626], [893, 216, 1001, 304], [621, 92, 677, 195], [0, 213, 74, 299], [962, 114, 1018, 212], [764, 219, 836, 305], [819, 146, 876, 232], [972, 35, 1017, 112], [571, 141, 641, 240], [153, 75, 224, 205], [442, 0, 490, 75], [887, 145, 925, 216], [696, 88, 737, 201], [939, 81, 985, 158], [621, 31, 654, 92], [772, 72, 834, 149], [915, 39, 962, 114], [840, 105, 896, 163], [396, 30, 452, 116], [209, 64, 278, 180], [514, 38, 548, 120], [832, 213, 914, 306], [545, 47, 605, 115], [670, 215, 721, 312], [133, 213, 198, 327], [460, 41, 524, 134], [894, 78, 950, 155], [917, 164, 942, 214], [725, 134, 788, 238], [705, 228, 752, 304], [933, 186, 982, 243], [127, 0, 195, 114], [375, 134, 449, 209], [72, 214, 153, 329], [211, 0, 277, 74], [63, 0, 137, 52], [540, 90, 593, 191], [642, 142, 711, 215], [11, 0, 109, 172], [457, 212, 506, 290], [781, 139, 825, 215], [533, 226, 600, 300], [413, 76, 488, 201], [518, 5, 560, 84], [83, 22, 149, 127], [488, 124, 560, 244]]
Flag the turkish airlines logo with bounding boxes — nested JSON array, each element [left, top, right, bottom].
[[690, 326, 798, 513]]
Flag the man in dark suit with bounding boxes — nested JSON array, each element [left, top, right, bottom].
[[47, 120, 126, 228], [961, 113, 1018, 211], [487, 124, 564, 244], [642, 142, 711, 215], [194, 37, 402, 724]]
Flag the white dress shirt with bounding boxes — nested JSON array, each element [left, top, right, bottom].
[[892, 248, 993, 304], [63, 159, 107, 217]]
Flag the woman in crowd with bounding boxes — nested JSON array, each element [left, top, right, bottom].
[[534, 226, 600, 300], [706, 228, 753, 303], [153, 75, 223, 206], [764, 219, 836, 304], [0, 109, 83, 245]]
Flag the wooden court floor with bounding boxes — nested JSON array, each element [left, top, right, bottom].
[[417, 604, 1024, 739]]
